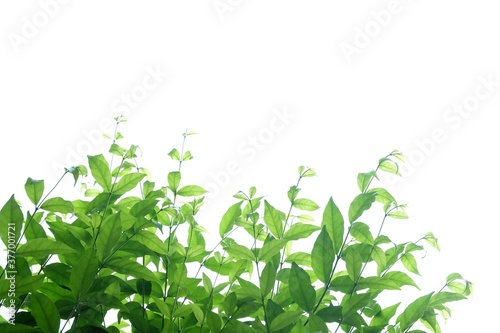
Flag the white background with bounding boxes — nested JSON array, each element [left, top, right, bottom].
[[1, 1, 499, 331]]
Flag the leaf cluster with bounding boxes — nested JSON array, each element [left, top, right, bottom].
[[0, 128, 471, 333]]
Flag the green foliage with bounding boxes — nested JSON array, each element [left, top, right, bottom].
[[0, 129, 471, 332]]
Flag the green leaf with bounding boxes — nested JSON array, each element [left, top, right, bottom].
[[384, 271, 420, 289], [370, 302, 400, 327], [224, 291, 237, 316], [350, 222, 374, 245], [66, 165, 88, 186], [202, 272, 213, 294], [151, 296, 171, 317], [106, 258, 160, 284], [177, 185, 207, 197], [258, 239, 287, 262], [129, 198, 158, 217], [344, 247, 363, 282], [24, 178, 44, 205], [88, 154, 112, 192], [284, 223, 320, 241], [348, 192, 377, 223], [311, 227, 335, 283], [368, 187, 396, 212], [270, 311, 303, 331], [285, 252, 311, 267], [96, 212, 123, 261], [263, 200, 283, 239], [357, 171, 377, 193], [321, 197, 344, 254], [30, 292, 60, 333], [293, 198, 320, 211], [236, 277, 261, 301], [356, 277, 400, 291], [206, 310, 222, 333], [298, 166, 316, 177], [219, 202, 242, 238], [70, 248, 99, 298], [40, 197, 74, 214], [401, 253, 420, 275], [225, 244, 255, 261], [168, 148, 180, 160], [134, 230, 168, 255], [342, 292, 372, 316], [425, 232, 440, 251], [0, 324, 40, 332], [0, 195, 23, 246], [0, 274, 44, 299], [371, 246, 387, 272], [396, 292, 433, 331], [388, 210, 408, 219], [17, 238, 77, 258], [429, 291, 466, 308], [260, 262, 277, 297], [289, 262, 316, 312], [307, 313, 329, 333], [113, 173, 146, 195], [167, 171, 181, 192], [379, 158, 400, 175]]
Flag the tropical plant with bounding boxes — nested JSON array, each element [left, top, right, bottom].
[[0, 122, 471, 333]]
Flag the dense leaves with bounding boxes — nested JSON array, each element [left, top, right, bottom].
[[0, 132, 470, 332]]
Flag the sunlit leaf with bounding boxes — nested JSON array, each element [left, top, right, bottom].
[[24, 178, 44, 206], [311, 227, 335, 283], [289, 262, 316, 312], [348, 192, 377, 223], [264, 200, 283, 239], [88, 154, 112, 192]]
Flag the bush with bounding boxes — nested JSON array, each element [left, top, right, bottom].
[[0, 127, 471, 333]]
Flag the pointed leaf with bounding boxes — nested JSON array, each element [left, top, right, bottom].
[[0, 195, 23, 246], [401, 253, 420, 275], [370, 303, 400, 327], [225, 244, 255, 261], [106, 258, 160, 283], [177, 185, 207, 197], [70, 248, 99, 298], [384, 271, 420, 289], [357, 171, 377, 193], [397, 293, 433, 331], [0, 275, 44, 299], [342, 292, 372, 316], [24, 178, 44, 206], [30, 292, 60, 333], [167, 171, 181, 192], [113, 173, 146, 195], [270, 311, 303, 331], [289, 262, 316, 312], [293, 198, 319, 211], [96, 212, 122, 261], [284, 223, 320, 241], [348, 192, 377, 223], [88, 154, 112, 192], [311, 227, 335, 283], [344, 247, 362, 282], [258, 239, 287, 262], [321, 197, 344, 254], [17, 238, 77, 258], [40, 197, 74, 214], [219, 202, 242, 238], [260, 262, 277, 297], [308, 313, 329, 333], [134, 230, 168, 255], [264, 200, 283, 238]]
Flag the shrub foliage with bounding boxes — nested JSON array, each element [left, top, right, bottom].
[[0, 128, 471, 333]]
